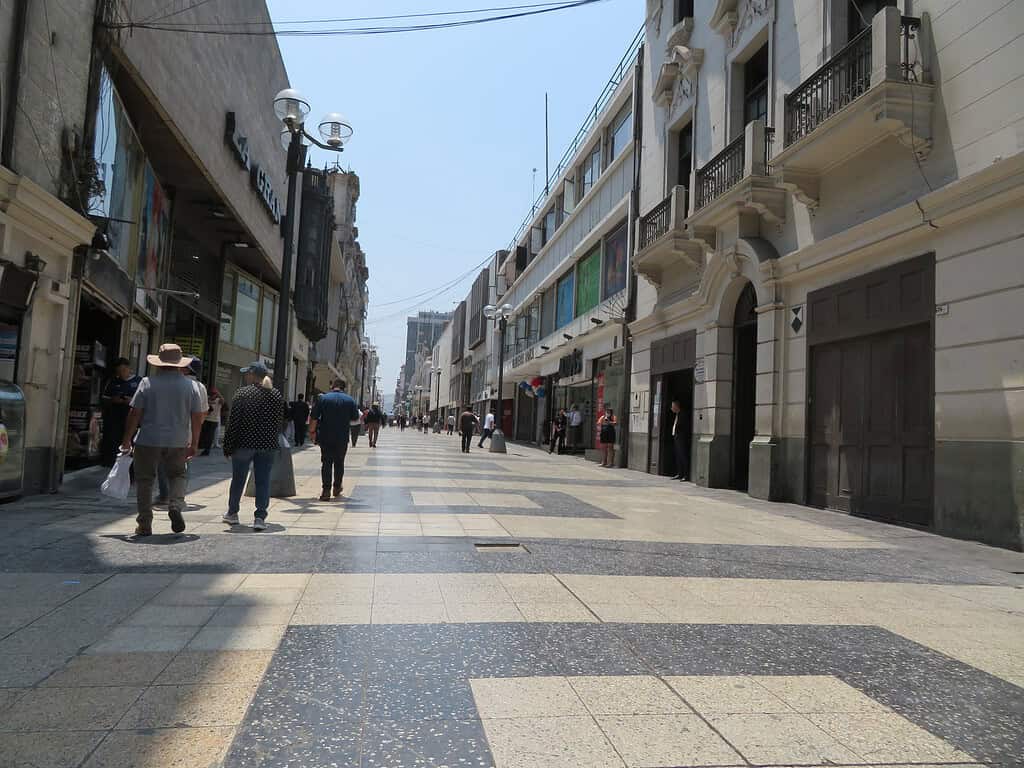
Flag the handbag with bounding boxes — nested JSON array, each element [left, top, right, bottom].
[[100, 452, 133, 501]]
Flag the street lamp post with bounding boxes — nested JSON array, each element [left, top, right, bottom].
[[359, 341, 368, 408], [483, 303, 513, 454]]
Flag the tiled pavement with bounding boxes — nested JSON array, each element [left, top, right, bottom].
[[1, 431, 1023, 767]]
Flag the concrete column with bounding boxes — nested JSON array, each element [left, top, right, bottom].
[[748, 303, 784, 501], [871, 6, 902, 88], [695, 322, 733, 488]]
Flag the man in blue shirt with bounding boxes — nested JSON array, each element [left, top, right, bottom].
[[309, 378, 360, 501]]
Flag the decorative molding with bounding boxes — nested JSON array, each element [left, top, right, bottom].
[[647, 0, 664, 35], [733, 0, 770, 45]]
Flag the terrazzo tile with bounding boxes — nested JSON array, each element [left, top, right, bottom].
[[480, 715, 625, 768], [123, 605, 218, 627], [569, 675, 692, 715], [754, 674, 891, 713], [665, 675, 791, 714], [361, 718, 496, 768], [290, 602, 372, 624], [596, 713, 744, 766], [186, 624, 287, 651], [706, 712, 864, 763], [808, 711, 976, 762], [223, 723, 361, 768], [365, 673, 478, 720], [154, 650, 274, 685], [371, 602, 449, 624], [0, 654, 73, 686], [1, 685, 143, 731], [207, 605, 297, 626], [0, 730, 105, 768], [82, 726, 236, 768], [85, 625, 198, 654], [517, 600, 598, 622], [471, 676, 588, 718], [42, 652, 175, 687]]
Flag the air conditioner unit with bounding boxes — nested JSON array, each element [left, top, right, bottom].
[[43, 279, 71, 305]]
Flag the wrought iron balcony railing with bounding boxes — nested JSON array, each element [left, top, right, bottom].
[[695, 133, 744, 211], [639, 193, 673, 250]]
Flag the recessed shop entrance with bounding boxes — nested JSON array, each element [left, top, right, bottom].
[[806, 255, 935, 526], [731, 284, 758, 491], [648, 330, 696, 478]]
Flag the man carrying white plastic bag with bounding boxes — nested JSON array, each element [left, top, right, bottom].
[[100, 451, 133, 501]]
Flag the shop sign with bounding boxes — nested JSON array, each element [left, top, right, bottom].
[[512, 347, 535, 369], [558, 349, 583, 378], [694, 357, 705, 383], [225, 112, 283, 226]]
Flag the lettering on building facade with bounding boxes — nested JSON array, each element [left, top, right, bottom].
[[225, 112, 283, 227]]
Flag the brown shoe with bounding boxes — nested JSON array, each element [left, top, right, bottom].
[[332, 485, 343, 498], [319, 491, 331, 502], [134, 524, 152, 537]]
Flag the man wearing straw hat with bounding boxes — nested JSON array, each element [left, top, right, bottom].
[[120, 344, 206, 536]]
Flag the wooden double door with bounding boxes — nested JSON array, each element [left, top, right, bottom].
[[808, 323, 933, 525]]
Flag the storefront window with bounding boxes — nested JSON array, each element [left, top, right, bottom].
[[602, 222, 628, 298], [260, 293, 277, 355], [220, 271, 235, 341], [234, 275, 259, 351], [90, 67, 144, 273], [575, 247, 601, 317], [556, 270, 575, 329], [594, 351, 625, 435], [137, 164, 170, 316]]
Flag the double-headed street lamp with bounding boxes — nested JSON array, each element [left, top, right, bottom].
[[271, 88, 352, 394], [483, 303, 513, 453], [359, 341, 369, 408]]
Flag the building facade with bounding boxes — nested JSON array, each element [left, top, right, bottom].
[[630, 0, 1024, 549], [401, 310, 451, 401]]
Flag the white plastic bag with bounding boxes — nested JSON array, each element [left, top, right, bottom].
[[278, 433, 291, 449], [101, 452, 133, 501]]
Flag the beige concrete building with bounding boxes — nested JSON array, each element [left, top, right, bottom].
[[631, 0, 1024, 548]]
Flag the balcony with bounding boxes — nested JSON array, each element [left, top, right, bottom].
[[686, 119, 785, 239], [772, 8, 933, 206], [634, 185, 703, 288]]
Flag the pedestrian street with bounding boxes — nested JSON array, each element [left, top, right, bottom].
[[1, 430, 1022, 767]]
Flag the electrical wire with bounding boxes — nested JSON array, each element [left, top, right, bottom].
[[105, 0, 608, 36], [142, 0, 217, 24], [370, 252, 493, 309]]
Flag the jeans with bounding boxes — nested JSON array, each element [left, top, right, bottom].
[[293, 421, 308, 446], [228, 448, 276, 519], [134, 445, 188, 527], [156, 458, 189, 501], [461, 431, 473, 453], [320, 441, 349, 491], [478, 428, 493, 448], [673, 435, 690, 480]]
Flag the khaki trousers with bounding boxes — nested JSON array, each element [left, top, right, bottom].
[[133, 445, 188, 526]]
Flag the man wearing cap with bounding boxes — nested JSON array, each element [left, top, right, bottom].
[[309, 378, 359, 500], [120, 344, 206, 536]]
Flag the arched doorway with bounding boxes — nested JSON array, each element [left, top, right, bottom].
[[731, 283, 757, 490]]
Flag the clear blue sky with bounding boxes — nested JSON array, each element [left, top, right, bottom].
[[267, 0, 643, 398]]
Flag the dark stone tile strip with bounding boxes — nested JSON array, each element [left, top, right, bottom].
[[222, 623, 1024, 767]]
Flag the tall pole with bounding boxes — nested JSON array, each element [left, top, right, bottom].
[[544, 93, 550, 196], [273, 130, 304, 394], [359, 349, 367, 407], [489, 315, 508, 453]]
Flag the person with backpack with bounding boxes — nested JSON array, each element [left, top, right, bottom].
[[459, 406, 479, 454], [364, 402, 384, 448]]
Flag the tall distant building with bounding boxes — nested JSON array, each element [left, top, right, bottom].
[[403, 311, 451, 390]]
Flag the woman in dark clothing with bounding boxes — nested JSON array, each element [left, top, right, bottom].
[[597, 405, 617, 468]]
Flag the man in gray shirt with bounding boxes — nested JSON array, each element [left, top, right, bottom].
[[120, 344, 205, 536]]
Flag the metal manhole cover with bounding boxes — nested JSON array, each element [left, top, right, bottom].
[[474, 542, 527, 552]]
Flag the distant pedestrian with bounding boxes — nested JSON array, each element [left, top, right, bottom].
[[364, 401, 384, 447], [447, 413, 455, 435], [119, 344, 205, 537], [597, 404, 618, 468], [568, 404, 583, 453], [101, 358, 141, 467], [221, 362, 285, 531], [478, 409, 496, 448], [400, 415, 407, 431], [290, 393, 311, 446], [310, 379, 360, 500], [549, 408, 567, 454], [670, 399, 689, 481], [350, 405, 364, 447], [459, 406, 479, 453], [200, 386, 223, 456]]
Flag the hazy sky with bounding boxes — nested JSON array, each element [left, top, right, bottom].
[[267, 0, 643, 397]]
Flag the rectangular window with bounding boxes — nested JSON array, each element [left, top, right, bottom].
[[602, 222, 628, 299], [609, 105, 633, 163], [676, 123, 693, 189], [674, 0, 694, 24], [581, 144, 601, 197], [220, 271, 235, 342], [234, 275, 260, 351], [260, 292, 277, 355], [556, 271, 575, 329], [544, 207, 557, 245], [540, 286, 556, 340], [743, 44, 770, 126], [575, 247, 601, 317]]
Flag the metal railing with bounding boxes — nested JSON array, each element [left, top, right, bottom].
[[783, 27, 871, 146], [695, 133, 745, 210], [639, 193, 672, 250], [764, 126, 775, 175]]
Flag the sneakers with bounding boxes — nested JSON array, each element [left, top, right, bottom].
[[134, 524, 152, 537], [319, 491, 332, 502], [222, 512, 240, 525], [168, 507, 186, 534], [253, 518, 267, 532]]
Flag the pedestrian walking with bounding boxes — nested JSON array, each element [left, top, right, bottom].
[[549, 408, 567, 454], [119, 344, 205, 537], [350, 405, 366, 448], [101, 358, 141, 467], [364, 401, 384, 447], [400, 415, 407, 431], [200, 386, 223, 456], [459, 406, 479, 453], [567, 404, 583, 453], [155, 358, 207, 504], [310, 378, 360, 500], [670, 399, 690, 481], [478, 408, 496, 448], [220, 362, 285, 531], [597, 404, 618, 468], [290, 393, 311, 446], [447, 413, 455, 435]]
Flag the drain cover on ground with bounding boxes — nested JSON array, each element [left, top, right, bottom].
[[474, 542, 526, 552]]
